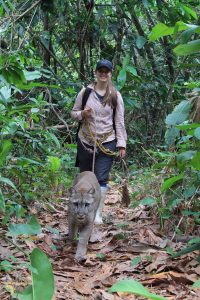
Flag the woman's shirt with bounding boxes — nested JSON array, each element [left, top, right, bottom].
[[71, 84, 127, 148]]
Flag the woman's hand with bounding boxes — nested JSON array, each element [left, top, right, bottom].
[[119, 148, 126, 159], [81, 106, 93, 119]]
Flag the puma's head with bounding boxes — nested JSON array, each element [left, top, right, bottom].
[[69, 187, 96, 222]]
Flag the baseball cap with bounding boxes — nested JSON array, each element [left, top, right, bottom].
[[96, 59, 113, 71]]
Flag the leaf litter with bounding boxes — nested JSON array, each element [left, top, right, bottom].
[[0, 185, 200, 299]]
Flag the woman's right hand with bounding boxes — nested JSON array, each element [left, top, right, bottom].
[[81, 107, 93, 119]]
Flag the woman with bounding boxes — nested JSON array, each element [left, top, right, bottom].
[[71, 59, 127, 224]]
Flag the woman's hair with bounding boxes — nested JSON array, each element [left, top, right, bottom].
[[103, 79, 118, 108]]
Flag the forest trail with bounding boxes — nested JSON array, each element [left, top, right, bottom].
[[0, 185, 199, 300]]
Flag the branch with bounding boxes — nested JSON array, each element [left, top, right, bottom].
[[15, 0, 42, 22], [45, 88, 73, 143]]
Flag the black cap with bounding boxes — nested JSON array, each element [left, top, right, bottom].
[[96, 59, 113, 71]]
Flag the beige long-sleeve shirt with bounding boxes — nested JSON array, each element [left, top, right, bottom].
[[71, 84, 127, 148]]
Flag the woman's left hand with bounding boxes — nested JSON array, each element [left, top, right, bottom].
[[119, 148, 126, 159]]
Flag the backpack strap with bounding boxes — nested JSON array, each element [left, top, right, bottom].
[[81, 87, 92, 110], [113, 106, 116, 133], [76, 87, 92, 141]]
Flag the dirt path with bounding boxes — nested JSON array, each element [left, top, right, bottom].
[[0, 186, 199, 299]]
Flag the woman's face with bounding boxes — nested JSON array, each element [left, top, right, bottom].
[[95, 67, 112, 83]]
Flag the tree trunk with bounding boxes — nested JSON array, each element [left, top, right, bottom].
[[43, 12, 51, 67], [127, 4, 159, 77], [155, 0, 175, 79]]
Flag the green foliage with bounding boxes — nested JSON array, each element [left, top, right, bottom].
[[131, 256, 141, 266], [173, 241, 200, 262], [165, 101, 191, 126], [0, 260, 14, 272], [13, 248, 54, 300], [96, 253, 106, 261], [8, 216, 41, 236], [149, 21, 200, 42], [109, 279, 167, 300], [192, 279, 200, 288], [174, 39, 200, 56], [161, 174, 184, 192], [0, 140, 12, 166]]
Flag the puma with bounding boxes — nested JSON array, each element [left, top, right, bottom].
[[68, 171, 101, 262]]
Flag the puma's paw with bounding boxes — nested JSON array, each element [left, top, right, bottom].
[[75, 254, 87, 263], [94, 215, 103, 225]]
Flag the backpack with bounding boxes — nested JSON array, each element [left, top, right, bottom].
[[76, 87, 116, 141]]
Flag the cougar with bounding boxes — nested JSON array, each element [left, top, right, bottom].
[[68, 171, 100, 262]]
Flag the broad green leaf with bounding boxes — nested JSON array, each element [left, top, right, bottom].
[[176, 123, 200, 130], [126, 66, 138, 76], [174, 100, 191, 113], [0, 86, 11, 100], [140, 198, 156, 206], [176, 150, 196, 170], [0, 176, 20, 194], [0, 140, 12, 166], [166, 112, 188, 125], [48, 156, 61, 172], [192, 279, 200, 288], [8, 216, 41, 236], [191, 152, 200, 170], [194, 127, 200, 140], [109, 279, 167, 300], [179, 4, 198, 20], [149, 23, 174, 41], [161, 174, 184, 192], [30, 248, 54, 300], [173, 39, 200, 56], [165, 127, 180, 146], [136, 36, 146, 49], [122, 54, 130, 68], [177, 150, 196, 162], [24, 70, 41, 81], [171, 21, 190, 34], [181, 28, 196, 44], [165, 101, 191, 125], [0, 260, 14, 271], [149, 21, 199, 42], [117, 69, 126, 90]]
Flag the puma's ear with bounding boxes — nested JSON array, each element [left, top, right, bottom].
[[69, 187, 76, 195], [88, 187, 95, 194]]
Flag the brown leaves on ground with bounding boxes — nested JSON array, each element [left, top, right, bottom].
[[0, 186, 200, 300]]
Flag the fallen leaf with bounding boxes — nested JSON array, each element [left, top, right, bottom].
[[146, 271, 198, 284], [0, 245, 12, 259]]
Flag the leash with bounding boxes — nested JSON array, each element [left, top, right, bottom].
[[92, 111, 97, 173], [120, 158, 131, 207], [85, 120, 117, 156]]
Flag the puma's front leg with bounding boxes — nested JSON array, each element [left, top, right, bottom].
[[68, 219, 78, 242], [75, 223, 93, 262]]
